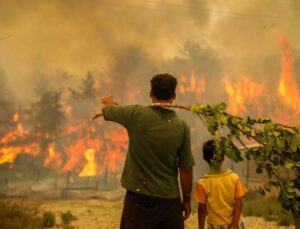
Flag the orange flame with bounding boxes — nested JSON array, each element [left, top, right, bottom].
[[12, 113, 20, 123], [44, 144, 62, 168], [79, 148, 97, 177], [178, 72, 205, 95], [63, 138, 88, 173], [278, 36, 300, 113], [0, 115, 37, 165], [223, 75, 263, 115], [0, 145, 39, 165]]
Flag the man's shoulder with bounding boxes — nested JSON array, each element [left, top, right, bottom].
[[109, 104, 143, 112], [172, 113, 189, 128], [123, 104, 143, 109]]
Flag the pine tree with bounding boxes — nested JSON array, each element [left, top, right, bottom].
[[31, 90, 65, 182], [68, 71, 98, 120], [69, 71, 97, 100]]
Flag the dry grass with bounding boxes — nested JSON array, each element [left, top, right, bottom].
[[0, 198, 295, 229], [40, 199, 294, 229]]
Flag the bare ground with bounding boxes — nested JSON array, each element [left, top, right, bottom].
[[41, 199, 294, 229]]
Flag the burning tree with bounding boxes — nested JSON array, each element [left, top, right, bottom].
[[30, 90, 65, 182]]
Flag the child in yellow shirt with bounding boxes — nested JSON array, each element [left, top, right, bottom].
[[195, 140, 247, 229]]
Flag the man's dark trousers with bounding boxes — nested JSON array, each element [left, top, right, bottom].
[[120, 191, 184, 229]]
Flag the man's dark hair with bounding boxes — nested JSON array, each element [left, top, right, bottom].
[[202, 139, 224, 166], [150, 73, 177, 100]]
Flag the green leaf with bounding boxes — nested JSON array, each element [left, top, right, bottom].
[[264, 183, 272, 192], [256, 117, 271, 124], [256, 167, 263, 174], [285, 162, 294, 170], [218, 102, 227, 110], [216, 114, 228, 125], [272, 156, 280, 166], [287, 187, 295, 193], [264, 122, 275, 131], [290, 134, 300, 152]]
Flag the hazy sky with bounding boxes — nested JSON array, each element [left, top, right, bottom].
[[0, 0, 299, 104]]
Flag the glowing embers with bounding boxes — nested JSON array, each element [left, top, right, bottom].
[[178, 72, 205, 95], [278, 36, 300, 113], [223, 75, 263, 115]]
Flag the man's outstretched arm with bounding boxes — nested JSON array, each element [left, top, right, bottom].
[[179, 167, 193, 221]]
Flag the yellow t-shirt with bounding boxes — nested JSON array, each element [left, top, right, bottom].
[[194, 169, 247, 225]]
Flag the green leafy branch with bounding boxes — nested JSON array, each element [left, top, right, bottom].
[[190, 102, 299, 217]]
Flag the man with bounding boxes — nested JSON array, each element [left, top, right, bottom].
[[101, 73, 194, 229]]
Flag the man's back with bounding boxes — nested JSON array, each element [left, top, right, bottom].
[[104, 104, 194, 198]]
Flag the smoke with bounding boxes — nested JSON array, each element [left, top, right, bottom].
[[0, 0, 299, 104]]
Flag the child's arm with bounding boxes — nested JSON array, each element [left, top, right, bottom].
[[229, 196, 243, 229], [198, 203, 207, 229], [195, 182, 207, 229]]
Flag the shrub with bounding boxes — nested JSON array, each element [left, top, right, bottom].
[[0, 199, 42, 229], [43, 211, 56, 227], [278, 213, 295, 226], [61, 210, 77, 225], [265, 215, 278, 221], [243, 190, 294, 226]]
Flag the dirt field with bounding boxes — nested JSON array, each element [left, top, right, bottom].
[[41, 199, 294, 229]]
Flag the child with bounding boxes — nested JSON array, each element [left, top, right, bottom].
[[195, 140, 247, 229]]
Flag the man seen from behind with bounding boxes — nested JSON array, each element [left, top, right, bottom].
[[101, 73, 194, 229]]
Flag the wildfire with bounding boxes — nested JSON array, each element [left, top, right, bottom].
[[178, 72, 205, 95], [2, 35, 300, 178], [278, 36, 300, 113], [223, 75, 263, 115]]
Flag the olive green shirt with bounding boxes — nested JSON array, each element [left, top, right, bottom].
[[104, 104, 194, 198]]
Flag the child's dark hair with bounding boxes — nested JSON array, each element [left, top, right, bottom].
[[203, 139, 224, 166]]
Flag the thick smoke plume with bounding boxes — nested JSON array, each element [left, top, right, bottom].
[[0, 0, 299, 105]]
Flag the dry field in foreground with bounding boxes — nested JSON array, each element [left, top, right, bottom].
[[41, 199, 294, 229]]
